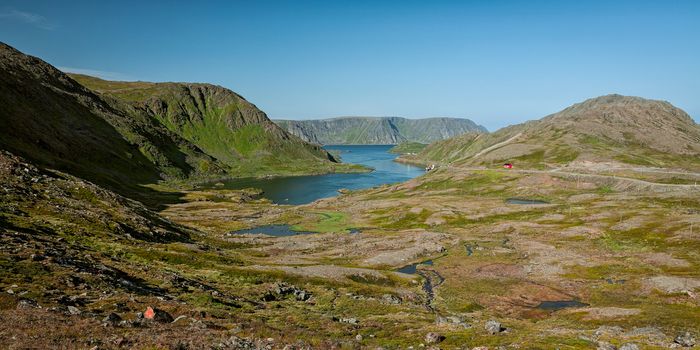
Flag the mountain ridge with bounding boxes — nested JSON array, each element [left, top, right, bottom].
[[274, 116, 487, 145], [69, 73, 345, 177]]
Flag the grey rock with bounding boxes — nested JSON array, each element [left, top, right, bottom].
[[16, 298, 39, 309], [336, 317, 359, 325], [263, 283, 311, 302], [597, 341, 617, 350], [675, 332, 696, 347], [382, 294, 401, 304], [67, 306, 81, 315], [619, 344, 639, 350], [102, 312, 122, 326], [150, 308, 174, 323], [425, 332, 445, 344], [485, 320, 503, 334], [215, 336, 260, 350], [440, 315, 470, 329]]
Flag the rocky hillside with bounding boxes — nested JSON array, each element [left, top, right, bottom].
[[70, 74, 346, 177], [0, 42, 214, 199], [0, 42, 349, 200], [274, 116, 487, 145], [400, 95, 700, 170]]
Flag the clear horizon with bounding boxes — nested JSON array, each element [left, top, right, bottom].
[[1, 0, 698, 130]]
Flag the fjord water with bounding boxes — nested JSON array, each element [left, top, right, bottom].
[[206, 145, 423, 204]]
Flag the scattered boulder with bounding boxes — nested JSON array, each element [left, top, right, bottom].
[[485, 320, 504, 334], [675, 332, 696, 347], [67, 306, 81, 315], [437, 315, 470, 329], [102, 313, 122, 327], [381, 294, 401, 305], [597, 342, 617, 350], [16, 298, 40, 309], [472, 347, 489, 350], [334, 317, 359, 325], [425, 332, 445, 344], [262, 283, 312, 302], [143, 306, 174, 323], [619, 344, 638, 350], [215, 336, 261, 350]]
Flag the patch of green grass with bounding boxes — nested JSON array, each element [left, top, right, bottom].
[[292, 211, 352, 233], [597, 185, 614, 194], [375, 208, 432, 230], [388, 142, 427, 154]]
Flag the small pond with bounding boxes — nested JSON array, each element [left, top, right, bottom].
[[397, 260, 434, 274], [536, 300, 588, 310], [229, 224, 314, 237]]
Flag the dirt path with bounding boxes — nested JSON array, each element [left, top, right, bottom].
[[470, 132, 523, 159]]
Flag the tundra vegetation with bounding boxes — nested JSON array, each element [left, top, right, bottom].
[[1, 42, 700, 349]]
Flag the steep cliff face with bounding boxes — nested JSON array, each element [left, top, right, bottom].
[[274, 117, 487, 145], [400, 95, 700, 170]]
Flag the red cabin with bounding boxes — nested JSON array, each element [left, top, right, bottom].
[[503, 163, 513, 169]]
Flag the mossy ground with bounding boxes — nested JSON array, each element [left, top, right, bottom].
[[2, 151, 700, 348]]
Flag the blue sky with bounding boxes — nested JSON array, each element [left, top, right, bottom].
[[1, 0, 698, 130]]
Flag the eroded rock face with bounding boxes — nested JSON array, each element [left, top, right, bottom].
[[274, 117, 486, 145]]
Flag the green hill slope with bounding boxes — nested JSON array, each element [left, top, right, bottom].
[[0, 42, 210, 199], [70, 74, 351, 176], [0, 42, 354, 202], [400, 95, 700, 170]]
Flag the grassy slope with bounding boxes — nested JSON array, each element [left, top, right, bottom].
[[71, 74, 365, 177], [400, 95, 700, 170], [388, 141, 428, 154]]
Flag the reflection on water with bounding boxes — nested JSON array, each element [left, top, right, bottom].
[[396, 260, 434, 274], [229, 225, 313, 237], [203, 145, 424, 204]]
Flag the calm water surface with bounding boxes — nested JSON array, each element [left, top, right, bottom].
[[204, 145, 423, 204]]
